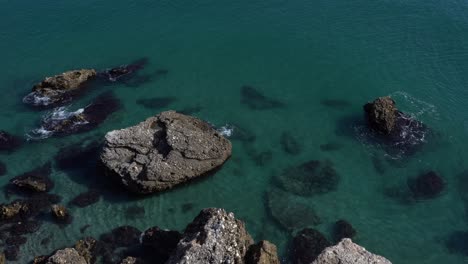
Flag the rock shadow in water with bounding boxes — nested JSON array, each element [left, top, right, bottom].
[[446, 231, 468, 256], [240, 86, 285, 110], [407, 171, 445, 200]]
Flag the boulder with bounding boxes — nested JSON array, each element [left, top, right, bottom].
[[0, 200, 29, 220], [100, 111, 232, 194], [292, 228, 330, 264], [51, 204, 71, 224], [74, 237, 97, 264], [166, 208, 254, 264], [0, 131, 22, 152], [141, 226, 181, 262], [246, 240, 280, 264], [312, 238, 391, 264], [9, 162, 53, 193], [46, 248, 87, 264], [363, 97, 398, 135], [24, 69, 96, 107]]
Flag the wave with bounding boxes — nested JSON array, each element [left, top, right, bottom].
[[217, 124, 234, 137], [22, 92, 52, 106]]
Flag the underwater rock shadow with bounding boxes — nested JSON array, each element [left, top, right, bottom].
[[136, 96, 177, 109], [240, 86, 285, 110]]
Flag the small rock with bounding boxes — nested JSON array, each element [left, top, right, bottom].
[[46, 248, 87, 264], [51, 204, 71, 224], [280, 132, 302, 155], [246, 240, 280, 264], [10, 162, 53, 193], [74, 237, 97, 264], [0, 200, 28, 220], [33, 255, 49, 264], [240, 86, 285, 110]]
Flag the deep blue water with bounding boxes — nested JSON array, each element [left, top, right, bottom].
[[2, 0, 468, 263]]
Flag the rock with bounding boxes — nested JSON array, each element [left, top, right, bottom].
[[246, 240, 280, 264], [363, 96, 426, 155], [0, 200, 29, 220], [240, 86, 285, 110], [333, 220, 356, 242], [446, 230, 468, 256], [100, 111, 232, 194], [74, 237, 97, 264], [33, 255, 49, 264], [4, 246, 20, 261], [0, 161, 6, 176], [0, 253, 4, 264], [51, 204, 72, 224], [267, 187, 321, 231], [9, 162, 53, 193], [408, 171, 445, 199], [292, 228, 331, 264], [5, 236, 27, 246], [141, 226, 181, 262], [99, 58, 148, 82], [312, 238, 392, 264], [166, 208, 254, 264], [280, 132, 302, 155], [37, 91, 121, 137], [100, 226, 141, 248], [70, 189, 101, 207], [274, 160, 339, 197], [0, 130, 22, 152], [120, 257, 141, 264], [24, 69, 97, 107], [46, 248, 87, 264], [55, 140, 101, 170]]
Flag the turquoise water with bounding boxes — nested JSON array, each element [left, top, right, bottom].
[[2, 0, 468, 263]]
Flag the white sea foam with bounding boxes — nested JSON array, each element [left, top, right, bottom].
[[217, 124, 234, 137], [22, 92, 52, 106]]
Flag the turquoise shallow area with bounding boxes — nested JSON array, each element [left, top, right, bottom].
[[2, 0, 468, 263]]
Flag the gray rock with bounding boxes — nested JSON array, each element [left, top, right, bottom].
[[166, 208, 254, 264], [100, 111, 232, 194], [246, 240, 280, 264], [46, 248, 87, 264], [312, 239, 391, 264]]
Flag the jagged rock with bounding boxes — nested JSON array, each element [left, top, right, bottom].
[[246, 240, 280, 264], [0, 200, 28, 220], [166, 208, 253, 264], [33, 255, 49, 264], [100, 111, 232, 194], [292, 228, 330, 264], [24, 69, 97, 107], [363, 97, 426, 155], [51, 204, 71, 224], [46, 248, 87, 264], [312, 238, 391, 264], [333, 220, 356, 242], [141, 226, 181, 262], [74, 237, 97, 264], [0, 131, 22, 152], [9, 162, 53, 193]]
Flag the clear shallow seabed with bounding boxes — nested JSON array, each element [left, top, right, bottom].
[[1, 0, 468, 263]]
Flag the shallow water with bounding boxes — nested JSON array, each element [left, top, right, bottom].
[[2, 0, 468, 263]]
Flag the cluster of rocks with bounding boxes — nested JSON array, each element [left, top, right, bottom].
[[30, 208, 390, 264]]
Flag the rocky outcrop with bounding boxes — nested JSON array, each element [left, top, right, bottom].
[[312, 238, 391, 264], [363, 96, 426, 155], [74, 237, 97, 264], [0, 131, 22, 152], [246, 240, 280, 264], [166, 208, 254, 264], [24, 69, 97, 107], [46, 248, 87, 264], [9, 162, 53, 193], [0, 200, 29, 220], [100, 111, 232, 194], [292, 228, 331, 264]]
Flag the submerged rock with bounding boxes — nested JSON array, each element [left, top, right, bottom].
[[9, 162, 53, 193], [24, 69, 97, 107], [141, 226, 181, 262], [100, 226, 141, 248], [70, 189, 101, 208], [333, 220, 357, 242], [312, 238, 392, 264], [274, 160, 339, 197], [280, 132, 302, 155], [0, 162, 6, 176], [0, 131, 22, 152], [55, 140, 101, 170], [166, 208, 253, 264], [99, 58, 148, 82], [100, 111, 232, 194], [240, 86, 285, 110], [267, 187, 321, 231], [446, 230, 468, 256], [246, 240, 280, 264], [292, 228, 331, 264], [35, 91, 121, 137], [363, 96, 427, 155], [408, 171, 445, 199], [51, 204, 72, 224], [46, 248, 87, 264]]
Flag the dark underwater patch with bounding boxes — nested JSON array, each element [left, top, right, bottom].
[[240, 86, 285, 110], [136, 97, 177, 109], [320, 99, 351, 110], [280, 131, 302, 155]]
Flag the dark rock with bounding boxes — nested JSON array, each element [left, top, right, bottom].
[[408, 171, 445, 199], [280, 132, 302, 155], [120, 256, 144, 264], [363, 96, 427, 155], [267, 187, 321, 231], [99, 58, 148, 82], [166, 208, 253, 264], [446, 231, 468, 256], [181, 203, 194, 213], [333, 220, 356, 242], [55, 140, 101, 170], [136, 97, 177, 109], [124, 205, 145, 220], [51, 204, 72, 224], [36, 91, 121, 137], [9, 162, 53, 193], [319, 142, 343, 152], [80, 224, 91, 234], [274, 160, 339, 197], [320, 99, 351, 110], [100, 226, 141, 248], [292, 228, 331, 264], [0, 131, 22, 152], [100, 111, 232, 194], [141, 226, 181, 262], [46, 248, 87, 264], [75, 237, 98, 264], [33, 255, 49, 264], [245, 240, 280, 264], [23, 69, 97, 107], [5, 235, 27, 246], [41, 236, 52, 246], [0, 200, 29, 220], [7, 220, 42, 235], [70, 190, 101, 207], [240, 86, 285, 110], [0, 162, 6, 176], [178, 105, 202, 115], [4, 246, 20, 261]]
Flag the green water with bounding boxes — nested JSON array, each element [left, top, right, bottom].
[[2, 0, 468, 263]]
